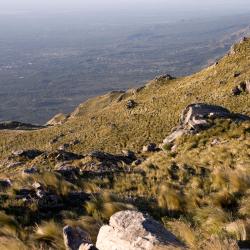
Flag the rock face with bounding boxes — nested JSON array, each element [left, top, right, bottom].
[[63, 226, 97, 250], [163, 103, 250, 146], [0, 121, 44, 130], [96, 210, 185, 250], [46, 113, 68, 126]]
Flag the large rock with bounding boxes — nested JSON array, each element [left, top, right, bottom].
[[163, 103, 250, 146], [96, 210, 185, 250], [63, 226, 97, 250]]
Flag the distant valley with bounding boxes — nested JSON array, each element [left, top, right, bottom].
[[0, 12, 250, 123]]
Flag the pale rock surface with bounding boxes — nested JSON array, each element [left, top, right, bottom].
[[96, 210, 185, 250]]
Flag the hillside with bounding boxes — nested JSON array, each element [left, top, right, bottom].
[[0, 37, 249, 159], [0, 38, 249, 249]]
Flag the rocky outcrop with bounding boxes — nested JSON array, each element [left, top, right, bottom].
[[232, 80, 250, 96], [80, 150, 137, 174], [163, 103, 250, 146], [142, 143, 158, 153], [12, 149, 43, 159], [46, 113, 68, 126], [126, 100, 137, 109], [63, 226, 97, 250], [0, 121, 44, 130], [155, 74, 175, 81], [96, 210, 185, 250]]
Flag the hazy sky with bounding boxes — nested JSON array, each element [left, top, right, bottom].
[[1, 0, 250, 13]]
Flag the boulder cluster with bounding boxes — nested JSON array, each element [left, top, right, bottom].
[[64, 210, 185, 250], [163, 103, 250, 147]]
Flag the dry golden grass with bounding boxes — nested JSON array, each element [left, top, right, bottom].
[[0, 39, 249, 160], [0, 40, 249, 249]]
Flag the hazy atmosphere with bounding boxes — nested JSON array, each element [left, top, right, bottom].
[[1, 0, 250, 123]]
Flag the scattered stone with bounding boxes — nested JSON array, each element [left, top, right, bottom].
[[63, 225, 95, 250], [22, 166, 38, 176], [239, 82, 247, 91], [89, 151, 135, 164], [96, 210, 185, 250], [32, 181, 43, 190], [240, 36, 248, 43], [46, 113, 68, 126], [132, 159, 142, 166], [15, 188, 35, 200], [0, 179, 12, 190], [163, 103, 250, 146], [232, 86, 242, 96], [12, 149, 43, 159], [36, 189, 46, 198], [234, 72, 241, 78], [53, 150, 83, 162], [241, 80, 250, 93], [55, 165, 80, 180], [155, 74, 175, 81], [70, 140, 81, 146], [121, 150, 136, 159], [126, 100, 137, 109], [142, 143, 157, 152], [38, 194, 62, 209], [211, 139, 220, 146], [58, 144, 70, 151]]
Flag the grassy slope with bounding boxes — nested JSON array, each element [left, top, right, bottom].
[[0, 39, 250, 159], [0, 40, 249, 249]]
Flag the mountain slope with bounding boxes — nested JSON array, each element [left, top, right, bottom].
[[0, 39, 249, 249], [0, 38, 249, 159]]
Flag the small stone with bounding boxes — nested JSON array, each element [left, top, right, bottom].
[[0, 179, 12, 190], [63, 225, 93, 250], [58, 144, 70, 151], [142, 143, 157, 152], [155, 74, 175, 81], [232, 86, 242, 96], [32, 182, 42, 190], [126, 100, 137, 109], [239, 81, 247, 91], [133, 159, 142, 166], [211, 139, 220, 146], [22, 167, 38, 176], [234, 72, 241, 78], [122, 150, 135, 159]]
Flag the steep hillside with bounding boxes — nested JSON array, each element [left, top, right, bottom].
[[0, 38, 249, 249], [0, 38, 250, 159]]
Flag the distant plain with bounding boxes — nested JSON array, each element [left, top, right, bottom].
[[0, 11, 250, 123]]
